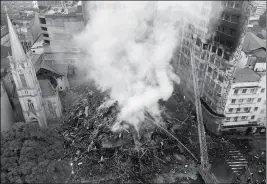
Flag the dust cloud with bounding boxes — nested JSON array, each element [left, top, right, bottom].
[[72, 1, 222, 131]]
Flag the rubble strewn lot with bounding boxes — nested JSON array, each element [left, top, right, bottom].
[[58, 83, 204, 183], [57, 82, 265, 184]]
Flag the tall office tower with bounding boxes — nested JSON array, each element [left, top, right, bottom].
[[173, 1, 256, 134]]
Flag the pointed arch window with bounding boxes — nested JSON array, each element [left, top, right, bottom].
[[19, 74, 28, 88], [27, 99, 34, 110]]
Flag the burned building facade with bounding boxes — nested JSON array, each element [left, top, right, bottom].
[[173, 1, 255, 134]]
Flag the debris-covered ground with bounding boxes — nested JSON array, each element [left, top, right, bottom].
[[57, 81, 264, 184], [58, 82, 204, 184]]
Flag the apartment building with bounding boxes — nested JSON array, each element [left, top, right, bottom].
[[223, 68, 266, 133], [173, 1, 256, 135], [38, 1, 84, 45]]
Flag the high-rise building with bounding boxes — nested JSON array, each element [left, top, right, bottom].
[[173, 1, 256, 135], [38, 1, 84, 45]]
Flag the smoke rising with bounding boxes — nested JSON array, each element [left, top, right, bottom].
[[73, 1, 222, 131]]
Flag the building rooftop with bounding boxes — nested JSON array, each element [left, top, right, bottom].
[[233, 68, 261, 83], [38, 79, 56, 97], [34, 54, 69, 76], [242, 32, 266, 52], [40, 1, 82, 16]]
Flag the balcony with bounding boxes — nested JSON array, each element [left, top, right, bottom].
[[222, 120, 249, 127], [227, 102, 257, 108], [225, 111, 254, 117]]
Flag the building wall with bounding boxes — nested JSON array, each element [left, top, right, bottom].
[[43, 93, 62, 120], [56, 76, 69, 91], [1, 81, 15, 132], [39, 14, 84, 45], [257, 76, 266, 127]]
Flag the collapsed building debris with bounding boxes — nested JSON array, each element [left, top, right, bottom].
[[58, 83, 204, 183], [58, 83, 257, 183]]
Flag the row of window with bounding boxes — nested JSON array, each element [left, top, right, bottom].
[[234, 88, 265, 94], [228, 107, 265, 113], [221, 1, 242, 9], [217, 25, 236, 37], [231, 98, 262, 104], [221, 13, 240, 24], [225, 115, 255, 122]]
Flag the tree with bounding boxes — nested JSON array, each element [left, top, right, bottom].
[[258, 10, 266, 28], [1, 122, 72, 184]]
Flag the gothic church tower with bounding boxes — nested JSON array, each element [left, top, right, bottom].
[[6, 14, 47, 128]]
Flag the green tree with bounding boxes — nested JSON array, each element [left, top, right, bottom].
[[1, 122, 72, 184], [258, 10, 266, 28]]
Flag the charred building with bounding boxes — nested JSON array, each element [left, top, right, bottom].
[[173, 1, 255, 134]]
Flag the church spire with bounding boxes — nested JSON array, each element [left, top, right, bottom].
[[6, 13, 27, 63]]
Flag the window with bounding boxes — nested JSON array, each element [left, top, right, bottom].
[[234, 89, 238, 94], [254, 107, 258, 111], [242, 89, 247, 93], [261, 88, 265, 93], [221, 26, 225, 32], [225, 14, 230, 21], [251, 116, 255, 120], [212, 71, 217, 80], [39, 18, 46, 24], [217, 49, 223, 57], [237, 108, 241, 113], [19, 74, 28, 88], [228, 1, 235, 8], [226, 41, 233, 48], [208, 67, 212, 73], [234, 117, 238, 122], [247, 98, 253, 102], [218, 75, 224, 83], [43, 33, 49, 38], [241, 116, 247, 120], [239, 99, 243, 103], [244, 107, 251, 112], [231, 15, 240, 23], [229, 108, 233, 112], [41, 27, 47, 31], [231, 99, 236, 104], [226, 117, 231, 121], [257, 98, 262, 102], [250, 89, 256, 93], [229, 29, 235, 36], [27, 100, 34, 110]]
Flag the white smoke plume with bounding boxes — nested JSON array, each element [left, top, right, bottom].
[[73, 1, 221, 131]]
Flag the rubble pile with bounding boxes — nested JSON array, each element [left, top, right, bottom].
[[58, 84, 201, 183]]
